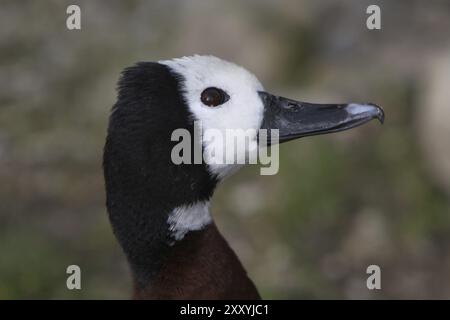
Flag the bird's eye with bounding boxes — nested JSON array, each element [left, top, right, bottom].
[[200, 87, 229, 107]]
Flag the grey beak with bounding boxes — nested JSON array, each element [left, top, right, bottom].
[[258, 92, 384, 144]]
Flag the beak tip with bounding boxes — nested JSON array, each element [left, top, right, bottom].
[[369, 103, 385, 124], [346, 102, 385, 124]]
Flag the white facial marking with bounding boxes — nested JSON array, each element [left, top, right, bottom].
[[160, 55, 265, 180], [347, 103, 377, 115], [167, 201, 212, 241]]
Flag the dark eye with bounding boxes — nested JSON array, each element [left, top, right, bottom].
[[200, 87, 229, 107]]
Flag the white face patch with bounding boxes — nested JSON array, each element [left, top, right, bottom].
[[167, 201, 212, 241], [160, 55, 265, 180]]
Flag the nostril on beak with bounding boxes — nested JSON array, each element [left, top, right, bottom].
[[285, 102, 303, 111], [286, 103, 296, 109]]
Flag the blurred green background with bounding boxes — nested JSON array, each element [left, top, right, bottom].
[[1, 0, 450, 299]]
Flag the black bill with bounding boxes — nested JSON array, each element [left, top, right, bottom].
[[258, 91, 384, 144]]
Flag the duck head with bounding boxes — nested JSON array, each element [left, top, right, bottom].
[[103, 55, 383, 291]]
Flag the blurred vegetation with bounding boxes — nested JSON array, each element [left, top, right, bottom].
[[1, 0, 450, 299]]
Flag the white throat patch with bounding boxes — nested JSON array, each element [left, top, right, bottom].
[[167, 201, 212, 241]]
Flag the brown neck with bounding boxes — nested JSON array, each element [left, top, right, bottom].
[[133, 223, 260, 299]]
